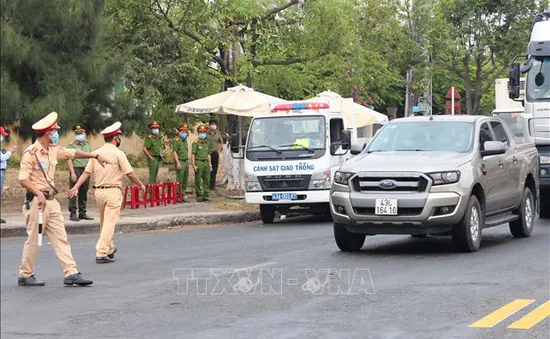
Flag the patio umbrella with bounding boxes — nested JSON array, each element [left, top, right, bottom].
[[175, 85, 286, 117]]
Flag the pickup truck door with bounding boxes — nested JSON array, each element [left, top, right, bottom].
[[489, 121, 520, 209], [479, 122, 508, 214]]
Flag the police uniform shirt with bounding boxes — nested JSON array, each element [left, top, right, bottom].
[[84, 143, 133, 188], [207, 131, 223, 153], [19, 142, 76, 191], [68, 141, 91, 167], [192, 140, 211, 161], [144, 136, 161, 157], [172, 139, 189, 161]]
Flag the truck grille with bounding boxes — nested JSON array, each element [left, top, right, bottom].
[[259, 175, 311, 192], [352, 174, 429, 193]]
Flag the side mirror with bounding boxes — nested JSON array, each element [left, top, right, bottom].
[[230, 134, 240, 153], [509, 63, 520, 99], [481, 141, 506, 157], [341, 130, 351, 150], [350, 141, 367, 155]]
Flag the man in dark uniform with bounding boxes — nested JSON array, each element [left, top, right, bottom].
[[172, 124, 190, 202], [142, 121, 163, 184], [207, 120, 224, 190], [67, 124, 93, 221], [192, 125, 212, 202]]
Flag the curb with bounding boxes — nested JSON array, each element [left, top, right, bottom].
[[0, 211, 260, 238]]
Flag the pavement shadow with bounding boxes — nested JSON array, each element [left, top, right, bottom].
[[259, 214, 332, 227]]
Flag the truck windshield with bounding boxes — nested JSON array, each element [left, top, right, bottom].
[[526, 56, 550, 101], [247, 116, 326, 151], [367, 122, 475, 153], [492, 113, 525, 137]]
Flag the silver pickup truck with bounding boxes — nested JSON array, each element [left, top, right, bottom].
[[330, 115, 540, 252]]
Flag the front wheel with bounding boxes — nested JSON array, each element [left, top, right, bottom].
[[334, 223, 365, 252], [260, 204, 276, 224], [510, 187, 535, 238], [452, 195, 483, 252]]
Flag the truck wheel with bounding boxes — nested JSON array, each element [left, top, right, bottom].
[[510, 187, 535, 238], [540, 190, 550, 219], [452, 195, 483, 252], [334, 223, 365, 252], [260, 205, 276, 224]]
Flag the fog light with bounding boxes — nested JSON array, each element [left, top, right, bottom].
[[541, 168, 549, 177], [435, 205, 456, 216], [334, 205, 346, 214]]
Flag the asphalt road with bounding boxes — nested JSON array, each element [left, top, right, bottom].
[[1, 217, 549, 339]]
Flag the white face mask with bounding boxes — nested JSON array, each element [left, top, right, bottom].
[[210, 125, 217, 130]]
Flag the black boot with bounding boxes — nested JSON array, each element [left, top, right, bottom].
[[70, 213, 79, 221], [107, 248, 117, 259], [96, 256, 115, 264], [18, 275, 46, 286], [79, 214, 94, 220], [63, 272, 93, 286]]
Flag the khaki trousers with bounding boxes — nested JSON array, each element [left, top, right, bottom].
[[95, 188, 122, 257], [19, 198, 78, 278]]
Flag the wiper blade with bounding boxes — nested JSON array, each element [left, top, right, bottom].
[[248, 145, 282, 154], [395, 149, 429, 151], [277, 143, 314, 153], [366, 149, 385, 153]]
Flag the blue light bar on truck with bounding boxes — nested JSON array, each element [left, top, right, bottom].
[[272, 102, 330, 111]]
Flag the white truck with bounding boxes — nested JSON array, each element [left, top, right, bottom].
[[230, 100, 381, 223], [509, 11, 550, 218]]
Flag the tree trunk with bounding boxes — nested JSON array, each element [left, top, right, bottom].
[[472, 57, 483, 115], [462, 56, 473, 115]]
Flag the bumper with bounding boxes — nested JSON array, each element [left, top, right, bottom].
[[246, 190, 330, 205], [330, 190, 469, 235]]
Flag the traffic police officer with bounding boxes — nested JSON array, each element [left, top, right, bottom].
[[67, 123, 93, 221], [207, 120, 223, 190], [172, 124, 190, 202], [18, 112, 109, 286], [70, 122, 146, 264], [192, 125, 212, 202], [142, 121, 162, 184]]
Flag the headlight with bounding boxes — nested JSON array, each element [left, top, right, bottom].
[[541, 156, 550, 165], [334, 171, 354, 185], [309, 170, 331, 189], [244, 173, 261, 192], [428, 171, 460, 185]]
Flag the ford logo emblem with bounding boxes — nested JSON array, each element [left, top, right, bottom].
[[378, 179, 397, 189]]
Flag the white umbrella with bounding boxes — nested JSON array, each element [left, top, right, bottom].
[[175, 85, 286, 117], [307, 90, 388, 126]]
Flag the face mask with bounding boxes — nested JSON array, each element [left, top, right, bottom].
[[210, 125, 217, 130], [50, 130, 60, 144], [75, 134, 85, 142], [199, 133, 207, 140], [151, 129, 159, 135], [179, 133, 188, 139]]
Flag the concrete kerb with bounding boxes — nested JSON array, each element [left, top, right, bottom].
[[0, 211, 260, 238]]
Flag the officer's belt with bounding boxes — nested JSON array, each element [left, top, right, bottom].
[[93, 186, 120, 189], [26, 190, 55, 201]]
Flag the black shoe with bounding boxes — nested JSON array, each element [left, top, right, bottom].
[[107, 248, 117, 259], [18, 275, 46, 286], [63, 272, 93, 286], [96, 256, 115, 264], [70, 213, 79, 222], [0, 218, 6, 223], [79, 214, 94, 220], [203, 198, 211, 202]]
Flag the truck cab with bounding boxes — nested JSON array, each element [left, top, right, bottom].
[[233, 102, 355, 223]]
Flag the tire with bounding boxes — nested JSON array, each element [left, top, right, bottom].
[[334, 223, 365, 252], [260, 204, 276, 224], [539, 190, 550, 219], [510, 187, 535, 238], [452, 195, 483, 252]]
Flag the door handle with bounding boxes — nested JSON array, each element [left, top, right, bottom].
[[498, 160, 504, 167], [512, 156, 518, 163]]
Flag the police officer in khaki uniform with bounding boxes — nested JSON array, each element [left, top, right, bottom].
[[192, 125, 212, 202], [142, 121, 162, 184], [18, 112, 110, 286], [67, 123, 93, 221], [69, 122, 146, 263], [172, 124, 190, 202]]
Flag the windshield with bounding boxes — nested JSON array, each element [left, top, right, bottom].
[[367, 121, 475, 153], [526, 56, 550, 101], [247, 116, 326, 151], [492, 113, 526, 137]]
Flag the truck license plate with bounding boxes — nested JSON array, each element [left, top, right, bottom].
[[272, 193, 298, 201], [375, 198, 398, 215]]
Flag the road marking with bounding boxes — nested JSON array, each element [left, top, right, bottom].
[[508, 300, 550, 330], [469, 299, 535, 328]]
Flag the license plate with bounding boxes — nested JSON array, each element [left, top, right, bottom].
[[272, 193, 298, 201], [375, 198, 398, 215]]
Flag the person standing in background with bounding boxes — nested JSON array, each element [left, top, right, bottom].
[[172, 124, 190, 202], [142, 121, 163, 184], [192, 125, 212, 202], [67, 124, 93, 221], [0, 125, 17, 223], [207, 120, 223, 190]]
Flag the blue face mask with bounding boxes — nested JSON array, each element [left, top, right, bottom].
[[151, 129, 159, 135], [51, 131, 60, 144], [75, 134, 85, 142], [179, 133, 188, 139], [199, 133, 207, 140]]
